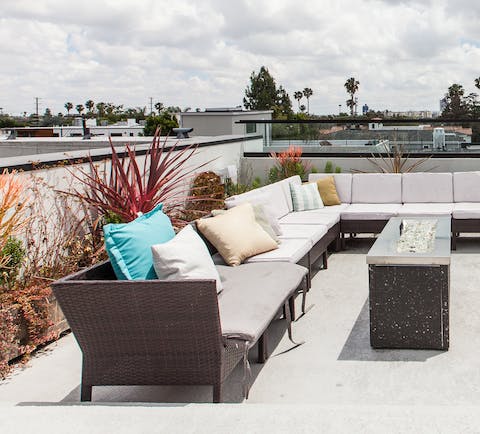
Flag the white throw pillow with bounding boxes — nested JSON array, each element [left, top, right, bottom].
[[151, 225, 223, 293]]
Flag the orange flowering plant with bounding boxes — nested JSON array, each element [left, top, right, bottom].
[[268, 145, 311, 183]]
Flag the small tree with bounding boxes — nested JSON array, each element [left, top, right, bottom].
[[294, 91, 303, 111], [441, 84, 471, 119], [243, 66, 293, 118], [96, 102, 106, 117], [144, 112, 178, 136], [75, 104, 84, 115], [344, 77, 360, 116], [85, 100, 95, 116], [303, 87, 313, 114], [154, 102, 164, 114], [64, 102, 73, 116]]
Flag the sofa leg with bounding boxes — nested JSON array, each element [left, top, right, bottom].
[[80, 383, 92, 402], [322, 251, 328, 269], [258, 333, 268, 363], [213, 382, 223, 403], [451, 232, 457, 250], [334, 236, 342, 252], [341, 233, 346, 250], [289, 296, 296, 321]]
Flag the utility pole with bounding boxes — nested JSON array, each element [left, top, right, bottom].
[[149, 97, 153, 115], [33, 97, 40, 125]]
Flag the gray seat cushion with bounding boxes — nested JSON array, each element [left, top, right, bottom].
[[217, 262, 308, 344]]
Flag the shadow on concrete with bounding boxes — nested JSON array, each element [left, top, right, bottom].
[[17, 316, 294, 405], [337, 299, 444, 362], [452, 236, 480, 254]]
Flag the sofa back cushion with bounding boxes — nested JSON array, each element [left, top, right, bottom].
[[225, 180, 291, 219], [453, 172, 480, 202], [352, 173, 402, 203], [279, 175, 302, 212], [308, 173, 352, 203], [402, 172, 453, 203]]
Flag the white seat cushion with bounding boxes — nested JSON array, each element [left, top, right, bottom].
[[245, 238, 311, 264], [279, 210, 340, 229], [402, 172, 453, 203], [398, 203, 453, 216], [308, 173, 352, 203], [279, 224, 328, 244], [351, 173, 402, 204], [341, 203, 402, 220], [453, 172, 480, 202], [453, 203, 480, 219]]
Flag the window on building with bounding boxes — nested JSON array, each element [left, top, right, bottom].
[[246, 124, 257, 134]]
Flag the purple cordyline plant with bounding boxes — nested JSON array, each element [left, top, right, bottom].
[[67, 129, 213, 226]]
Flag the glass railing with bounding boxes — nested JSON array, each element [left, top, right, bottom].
[[237, 118, 480, 155]]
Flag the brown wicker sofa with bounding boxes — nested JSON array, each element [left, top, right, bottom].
[[52, 258, 308, 403]]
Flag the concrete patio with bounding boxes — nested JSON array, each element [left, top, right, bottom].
[[2, 237, 480, 432]]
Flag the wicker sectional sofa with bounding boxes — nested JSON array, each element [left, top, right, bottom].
[[52, 170, 480, 403]]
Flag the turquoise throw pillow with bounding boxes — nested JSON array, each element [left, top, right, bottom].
[[103, 204, 175, 280]]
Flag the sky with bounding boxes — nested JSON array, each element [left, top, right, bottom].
[[1, 0, 479, 117]]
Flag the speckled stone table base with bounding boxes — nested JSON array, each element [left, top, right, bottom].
[[369, 264, 449, 350]]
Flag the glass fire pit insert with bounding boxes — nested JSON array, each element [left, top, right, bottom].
[[366, 217, 450, 350]]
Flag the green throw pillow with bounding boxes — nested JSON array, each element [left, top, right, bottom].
[[290, 182, 324, 212]]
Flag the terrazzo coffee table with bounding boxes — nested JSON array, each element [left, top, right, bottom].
[[366, 217, 450, 350]]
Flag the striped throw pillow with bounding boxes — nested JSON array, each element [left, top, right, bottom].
[[290, 182, 324, 211]]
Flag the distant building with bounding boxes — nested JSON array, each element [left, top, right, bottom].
[[1, 118, 144, 138], [179, 108, 272, 136], [387, 110, 435, 118]]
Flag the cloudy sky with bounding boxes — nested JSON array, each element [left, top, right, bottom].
[[1, 0, 479, 116]]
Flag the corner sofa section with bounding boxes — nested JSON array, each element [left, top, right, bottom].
[[225, 175, 342, 286], [309, 171, 480, 249]]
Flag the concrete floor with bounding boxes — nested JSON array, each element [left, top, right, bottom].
[[2, 237, 480, 432]]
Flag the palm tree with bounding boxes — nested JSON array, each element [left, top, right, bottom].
[[344, 77, 360, 116], [85, 100, 95, 116], [302, 88, 313, 114], [96, 102, 106, 117], [154, 102, 164, 114], [294, 91, 303, 111], [64, 102, 73, 116], [76, 104, 84, 115]]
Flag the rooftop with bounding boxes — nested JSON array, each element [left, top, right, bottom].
[[2, 237, 480, 432]]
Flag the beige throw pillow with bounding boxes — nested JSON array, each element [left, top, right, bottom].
[[211, 204, 279, 243], [316, 176, 341, 206], [196, 203, 278, 266]]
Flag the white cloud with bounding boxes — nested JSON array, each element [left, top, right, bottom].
[[0, 0, 479, 116]]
